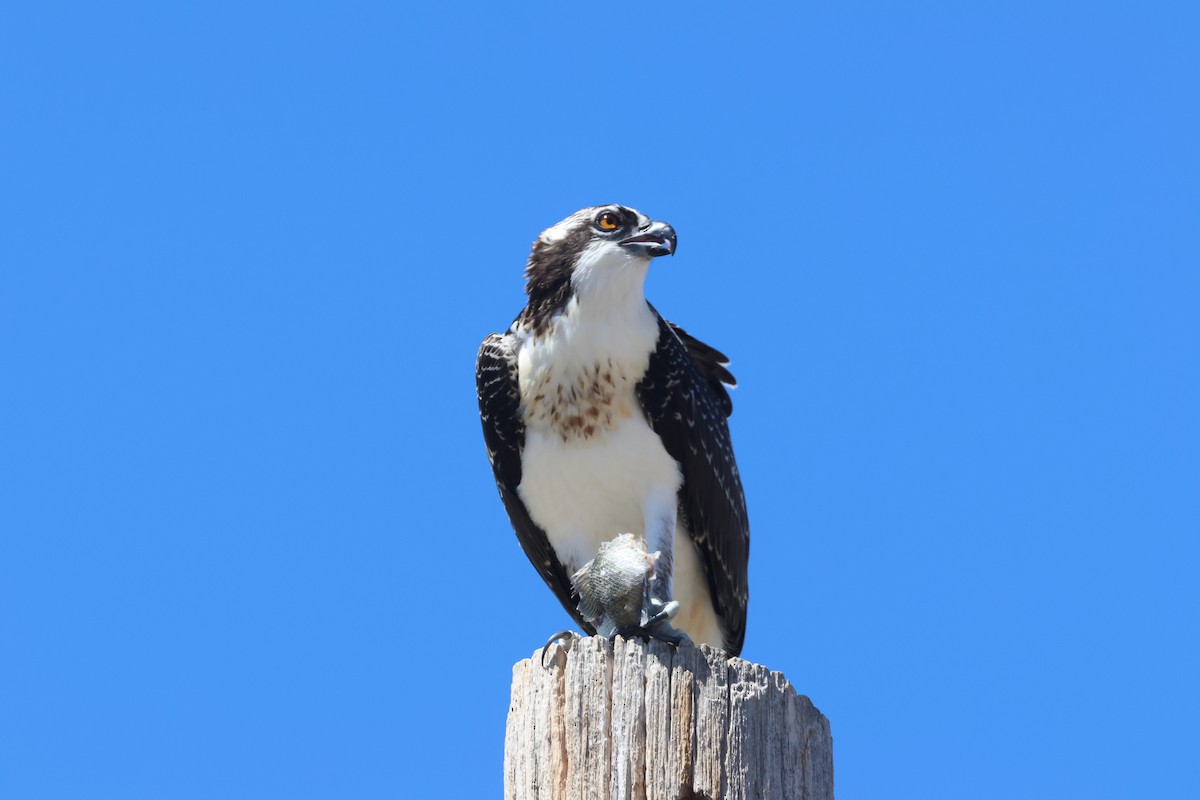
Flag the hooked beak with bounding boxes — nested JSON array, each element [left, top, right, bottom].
[[619, 221, 677, 258]]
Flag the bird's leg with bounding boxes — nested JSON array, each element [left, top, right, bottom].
[[644, 487, 677, 609], [621, 489, 688, 647]]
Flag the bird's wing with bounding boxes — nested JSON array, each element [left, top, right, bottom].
[[668, 321, 737, 415], [636, 311, 750, 655], [476, 332, 595, 634]]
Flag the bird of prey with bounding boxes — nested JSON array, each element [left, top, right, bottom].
[[476, 205, 750, 656]]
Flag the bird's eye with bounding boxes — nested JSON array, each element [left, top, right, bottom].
[[595, 211, 620, 231]]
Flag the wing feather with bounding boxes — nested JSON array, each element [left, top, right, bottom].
[[636, 312, 750, 655], [476, 332, 594, 634]]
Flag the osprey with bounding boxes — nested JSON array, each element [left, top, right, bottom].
[[476, 205, 750, 656]]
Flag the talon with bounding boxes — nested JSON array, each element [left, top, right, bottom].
[[610, 615, 689, 648], [644, 599, 679, 627], [540, 630, 578, 667], [614, 625, 643, 640]]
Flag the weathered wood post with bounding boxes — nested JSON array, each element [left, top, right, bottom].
[[505, 636, 833, 800]]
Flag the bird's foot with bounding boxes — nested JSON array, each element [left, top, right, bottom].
[[607, 599, 690, 648], [540, 629, 580, 667], [644, 598, 680, 627], [609, 619, 689, 647]]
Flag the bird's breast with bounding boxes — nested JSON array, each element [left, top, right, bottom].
[[516, 301, 658, 443], [517, 413, 681, 570], [521, 358, 639, 442]]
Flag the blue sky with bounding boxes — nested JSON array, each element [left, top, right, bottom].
[[2, 2, 1197, 797]]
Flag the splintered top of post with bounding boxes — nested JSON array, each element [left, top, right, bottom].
[[505, 636, 834, 800]]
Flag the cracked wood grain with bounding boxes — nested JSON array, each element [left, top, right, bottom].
[[505, 638, 833, 800]]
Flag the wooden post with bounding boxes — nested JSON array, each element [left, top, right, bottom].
[[505, 636, 834, 800]]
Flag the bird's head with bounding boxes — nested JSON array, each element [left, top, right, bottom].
[[522, 205, 677, 329]]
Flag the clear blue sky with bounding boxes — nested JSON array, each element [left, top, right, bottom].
[[2, 3, 1197, 798]]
